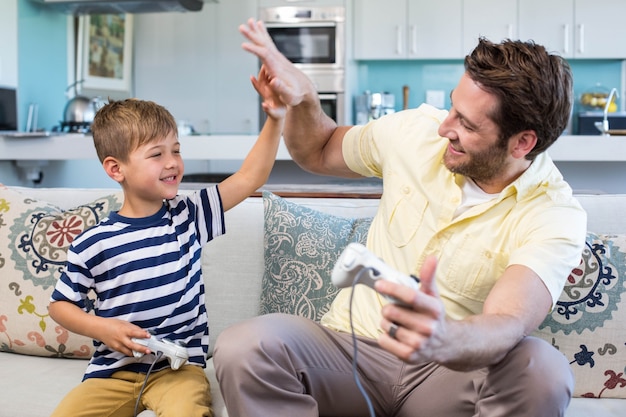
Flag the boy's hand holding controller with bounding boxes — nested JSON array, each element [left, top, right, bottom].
[[331, 243, 421, 306], [131, 334, 189, 370]]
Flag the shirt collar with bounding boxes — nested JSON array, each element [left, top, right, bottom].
[[499, 152, 558, 201]]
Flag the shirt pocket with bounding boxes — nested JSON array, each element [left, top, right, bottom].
[[383, 188, 428, 247], [444, 235, 509, 302]]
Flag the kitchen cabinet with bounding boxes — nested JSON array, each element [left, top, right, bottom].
[[353, 0, 462, 60], [3, 134, 626, 163], [356, 0, 626, 61], [0, 0, 18, 87], [519, 0, 626, 59], [133, 0, 259, 134], [462, 0, 517, 53]]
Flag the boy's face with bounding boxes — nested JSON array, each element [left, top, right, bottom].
[[121, 131, 184, 203]]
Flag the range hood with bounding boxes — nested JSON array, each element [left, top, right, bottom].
[[34, 0, 211, 14]]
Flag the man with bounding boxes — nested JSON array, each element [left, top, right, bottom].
[[213, 19, 586, 417]]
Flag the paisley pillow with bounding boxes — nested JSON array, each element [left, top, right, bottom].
[[0, 186, 123, 358], [534, 232, 626, 399], [261, 191, 372, 321]]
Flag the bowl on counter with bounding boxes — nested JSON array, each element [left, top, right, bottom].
[[579, 85, 618, 112]]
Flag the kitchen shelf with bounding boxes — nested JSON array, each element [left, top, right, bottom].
[[0, 134, 292, 161], [1, 134, 625, 162]]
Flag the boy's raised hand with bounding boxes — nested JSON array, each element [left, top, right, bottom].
[[240, 18, 313, 109], [252, 65, 287, 120]]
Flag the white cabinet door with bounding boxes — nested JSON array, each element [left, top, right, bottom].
[[0, 0, 18, 87], [353, 0, 407, 60], [354, 0, 462, 59], [575, 0, 626, 58], [518, 0, 574, 57], [463, 0, 517, 53], [407, 0, 463, 59], [520, 0, 626, 59]]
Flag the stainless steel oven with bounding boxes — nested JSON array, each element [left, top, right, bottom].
[[259, 6, 345, 71], [258, 5, 346, 125]]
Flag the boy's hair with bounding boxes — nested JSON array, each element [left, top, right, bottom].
[[91, 98, 178, 163], [465, 37, 573, 160]]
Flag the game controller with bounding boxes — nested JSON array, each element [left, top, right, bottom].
[[132, 335, 189, 370], [331, 242, 420, 306]]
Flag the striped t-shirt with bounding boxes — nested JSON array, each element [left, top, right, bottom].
[[51, 186, 225, 380]]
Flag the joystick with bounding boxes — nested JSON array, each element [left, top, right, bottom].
[[332, 242, 420, 306], [132, 335, 189, 370]]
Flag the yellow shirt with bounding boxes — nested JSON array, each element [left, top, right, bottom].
[[320, 104, 587, 339]]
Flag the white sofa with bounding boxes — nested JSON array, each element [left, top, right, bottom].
[[0, 185, 624, 417]]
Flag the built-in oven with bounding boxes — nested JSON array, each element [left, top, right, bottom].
[[259, 6, 345, 71], [258, 5, 346, 125]]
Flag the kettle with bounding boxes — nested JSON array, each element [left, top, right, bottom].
[[63, 96, 105, 124]]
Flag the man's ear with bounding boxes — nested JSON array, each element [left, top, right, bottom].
[[103, 157, 124, 183], [510, 130, 537, 159]]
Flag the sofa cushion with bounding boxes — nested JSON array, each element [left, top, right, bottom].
[[0, 185, 123, 358], [534, 232, 626, 399], [261, 191, 373, 321]]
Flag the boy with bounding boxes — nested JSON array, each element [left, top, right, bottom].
[[48, 67, 285, 417]]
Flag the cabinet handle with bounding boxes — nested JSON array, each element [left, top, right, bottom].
[[410, 24, 417, 56], [396, 25, 403, 55], [577, 24, 585, 55], [563, 24, 569, 54]]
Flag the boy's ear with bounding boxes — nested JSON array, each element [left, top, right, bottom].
[[103, 157, 124, 183]]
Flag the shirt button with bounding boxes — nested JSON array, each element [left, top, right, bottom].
[[402, 186, 410, 194]]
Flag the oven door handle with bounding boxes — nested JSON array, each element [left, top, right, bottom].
[[318, 93, 338, 100], [264, 22, 336, 29]]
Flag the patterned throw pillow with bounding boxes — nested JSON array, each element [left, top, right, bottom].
[[0, 186, 123, 358], [261, 191, 373, 321], [534, 232, 626, 399]]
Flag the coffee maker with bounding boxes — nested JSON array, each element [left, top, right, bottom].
[[355, 91, 395, 124]]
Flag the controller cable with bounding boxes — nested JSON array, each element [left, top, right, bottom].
[[348, 268, 377, 417], [134, 351, 164, 417]]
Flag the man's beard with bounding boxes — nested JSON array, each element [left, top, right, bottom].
[[443, 140, 509, 183]]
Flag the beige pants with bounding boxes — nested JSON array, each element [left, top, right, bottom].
[[214, 313, 573, 417], [50, 364, 212, 417]]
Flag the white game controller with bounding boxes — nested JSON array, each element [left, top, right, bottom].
[[332, 242, 420, 306], [132, 335, 189, 370]]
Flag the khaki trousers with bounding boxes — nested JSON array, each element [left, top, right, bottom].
[[50, 364, 212, 417], [214, 313, 573, 417]]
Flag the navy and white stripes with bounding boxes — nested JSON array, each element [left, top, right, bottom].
[[51, 186, 224, 380]]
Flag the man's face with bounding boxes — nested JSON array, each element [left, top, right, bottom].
[[438, 73, 510, 185]]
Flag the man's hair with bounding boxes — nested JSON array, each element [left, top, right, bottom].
[[464, 37, 573, 160], [91, 98, 178, 163]]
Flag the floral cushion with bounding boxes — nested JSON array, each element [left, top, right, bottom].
[[534, 232, 626, 399], [0, 186, 123, 358], [261, 191, 372, 321]]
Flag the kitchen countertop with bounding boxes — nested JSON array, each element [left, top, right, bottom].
[[1, 133, 625, 162]]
